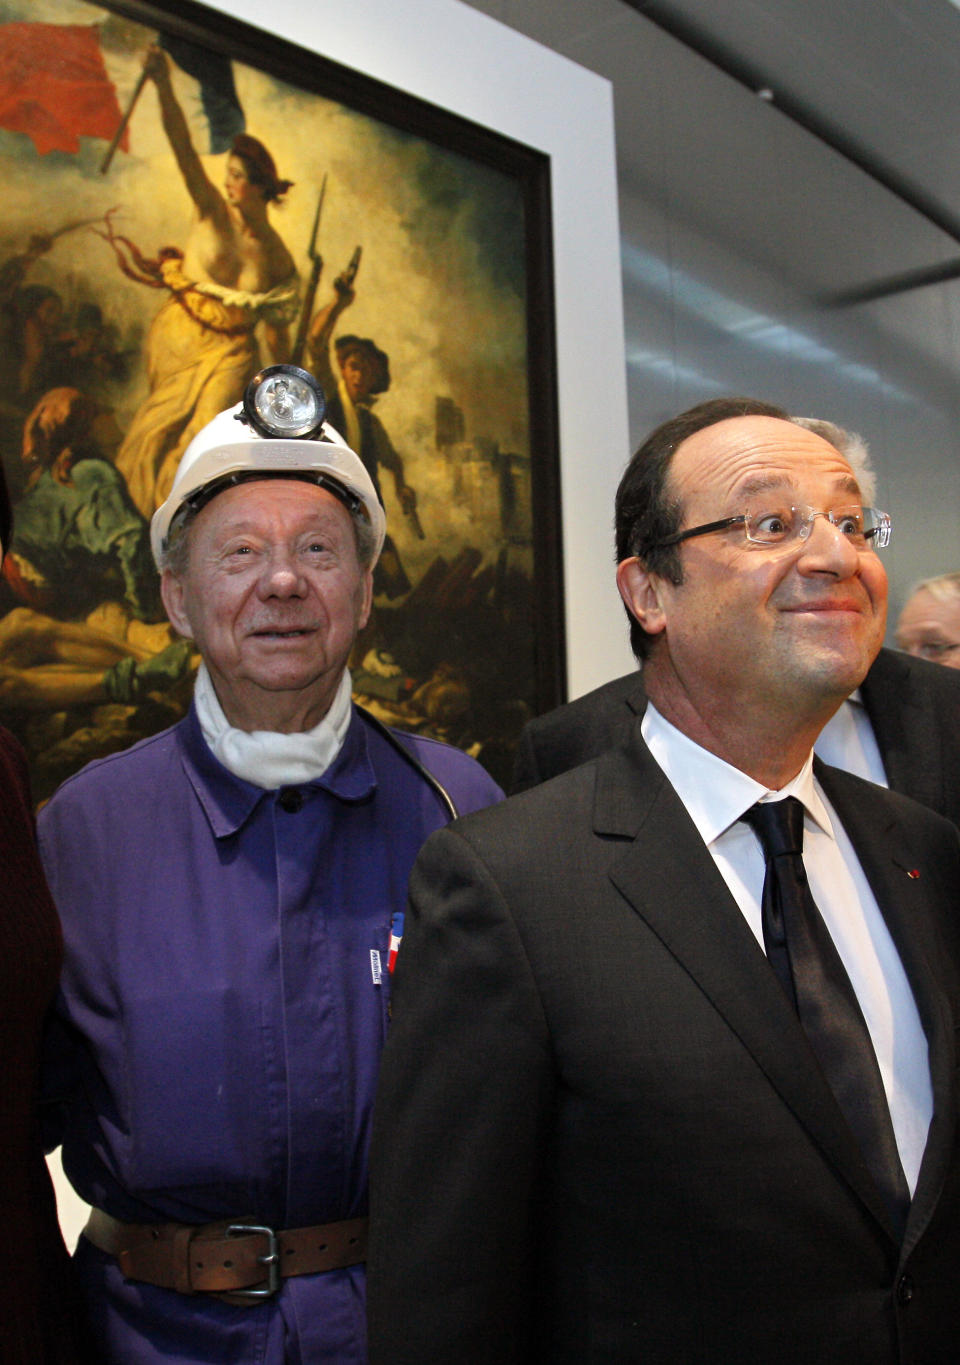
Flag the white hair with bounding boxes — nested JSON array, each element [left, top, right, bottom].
[[788, 416, 877, 506], [907, 570, 960, 605]]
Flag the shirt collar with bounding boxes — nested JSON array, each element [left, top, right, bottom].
[[641, 702, 833, 846], [177, 702, 378, 838]]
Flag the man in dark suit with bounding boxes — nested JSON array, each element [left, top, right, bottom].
[[368, 397, 960, 1364], [512, 647, 960, 824]]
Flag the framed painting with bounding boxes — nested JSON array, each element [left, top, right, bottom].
[[0, 0, 563, 798]]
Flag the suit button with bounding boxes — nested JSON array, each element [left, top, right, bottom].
[[279, 788, 304, 813], [897, 1274, 914, 1305]]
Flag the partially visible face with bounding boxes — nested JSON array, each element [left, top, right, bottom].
[[896, 587, 960, 669], [340, 352, 376, 403], [35, 296, 62, 332], [224, 155, 261, 207], [622, 416, 888, 717], [161, 480, 372, 730]]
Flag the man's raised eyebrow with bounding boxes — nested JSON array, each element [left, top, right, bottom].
[[735, 472, 862, 502], [835, 473, 862, 498], [736, 473, 799, 502]]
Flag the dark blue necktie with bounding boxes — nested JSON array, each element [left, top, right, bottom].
[[741, 797, 910, 1236]]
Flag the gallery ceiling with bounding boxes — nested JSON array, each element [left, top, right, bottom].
[[462, 0, 960, 306]]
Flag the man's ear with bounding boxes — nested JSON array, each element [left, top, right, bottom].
[[160, 569, 195, 641], [357, 566, 374, 632], [616, 557, 668, 638]]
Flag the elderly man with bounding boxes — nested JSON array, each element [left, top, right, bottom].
[[39, 368, 501, 1364], [512, 417, 960, 826], [368, 397, 960, 1364], [896, 571, 960, 670]]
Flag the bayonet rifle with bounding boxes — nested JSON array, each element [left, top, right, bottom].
[[290, 175, 327, 366]]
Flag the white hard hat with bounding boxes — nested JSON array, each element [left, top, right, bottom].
[[150, 368, 386, 568]]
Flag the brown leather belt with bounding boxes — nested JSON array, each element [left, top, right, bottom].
[[83, 1207, 367, 1301]]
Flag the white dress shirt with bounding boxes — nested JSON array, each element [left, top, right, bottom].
[[642, 703, 932, 1193], [815, 690, 889, 787]]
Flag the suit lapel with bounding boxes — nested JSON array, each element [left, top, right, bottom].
[[594, 739, 909, 1240], [818, 764, 958, 1249], [862, 648, 943, 813]]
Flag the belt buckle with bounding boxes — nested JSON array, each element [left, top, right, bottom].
[[225, 1223, 280, 1299]]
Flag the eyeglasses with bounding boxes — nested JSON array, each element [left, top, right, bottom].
[[653, 504, 892, 552]]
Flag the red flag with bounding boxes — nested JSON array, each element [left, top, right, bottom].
[[0, 22, 127, 156]]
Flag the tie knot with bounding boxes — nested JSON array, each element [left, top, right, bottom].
[[741, 795, 805, 858]]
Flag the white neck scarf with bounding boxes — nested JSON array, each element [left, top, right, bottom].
[[194, 662, 353, 789]]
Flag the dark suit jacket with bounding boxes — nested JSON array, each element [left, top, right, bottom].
[[512, 647, 960, 825], [369, 739, 960, 1364]]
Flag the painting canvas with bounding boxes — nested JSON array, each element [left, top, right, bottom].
[[0, 0, 562, 799]]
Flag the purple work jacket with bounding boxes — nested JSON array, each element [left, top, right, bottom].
[[39, 704, 502, 1364]]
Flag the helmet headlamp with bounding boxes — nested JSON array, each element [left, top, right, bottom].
[[241, 365, 326, 439]]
